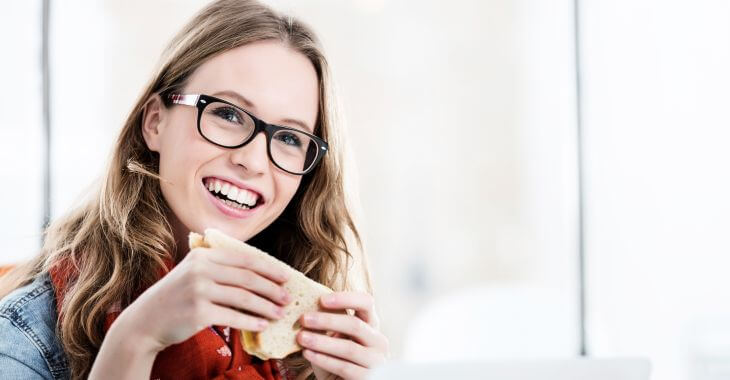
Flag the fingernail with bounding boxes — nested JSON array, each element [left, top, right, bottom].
[[281, 291, 291, 303], [322, 294, 335, 305], [275, 307, 285, 318], [303, 313, 315, 325]]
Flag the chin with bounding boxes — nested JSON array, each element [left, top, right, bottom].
[[203, 219, 262, 242]]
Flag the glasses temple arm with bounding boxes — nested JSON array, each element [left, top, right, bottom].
[[168, 94, 200, 106]]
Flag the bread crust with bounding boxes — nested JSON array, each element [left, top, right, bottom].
[[189, 228, 333, 360]]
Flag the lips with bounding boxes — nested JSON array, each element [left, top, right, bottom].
[[201, 177, 266, 218]]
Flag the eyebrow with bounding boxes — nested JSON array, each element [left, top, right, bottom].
[[211, 90, 314, 133]]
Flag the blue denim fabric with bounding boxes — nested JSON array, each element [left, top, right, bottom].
[[0, 272, 69, 379]]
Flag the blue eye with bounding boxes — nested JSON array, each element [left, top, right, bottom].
[[276, 132, 302, 147], [212, 106, 242, 124]]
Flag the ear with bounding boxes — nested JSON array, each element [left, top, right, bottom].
[[141, 94, 167, 152]]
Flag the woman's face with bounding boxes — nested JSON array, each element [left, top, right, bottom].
[[142, 40, 320, 244]]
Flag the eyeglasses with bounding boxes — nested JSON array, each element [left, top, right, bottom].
[[168, 93, 328, 175]]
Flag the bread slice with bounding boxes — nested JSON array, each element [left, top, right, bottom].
[[188, 228, 333, 360]]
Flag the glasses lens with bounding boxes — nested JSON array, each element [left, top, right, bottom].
[[270, 129, 320, 174], [200, 101, 255, 147]]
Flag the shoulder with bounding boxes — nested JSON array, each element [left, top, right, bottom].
[[0, 272, 69, 379]]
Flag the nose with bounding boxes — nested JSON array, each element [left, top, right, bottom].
[[230, 132, 269, 175]]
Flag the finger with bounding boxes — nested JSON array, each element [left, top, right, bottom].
[[297, 331, 384, 368], [207, 282, 285, 321], [301, 312, 386, 350], [206, 303, 270, 332], [203, 247, 290, 283], [303, 349, 368, 380], [207, 261, 290, 306], [320, 292, 378, 328]]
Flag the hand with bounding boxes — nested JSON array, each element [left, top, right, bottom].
[[112, 246, 292, 353], [297, 292, 389, 380]]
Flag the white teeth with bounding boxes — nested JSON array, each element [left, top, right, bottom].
[[221, 198, 250, 210], [236, 190, 247, 204], [227, 187, 239, 201], [244, 192, 253, 206], [206, 178, 260, 207]]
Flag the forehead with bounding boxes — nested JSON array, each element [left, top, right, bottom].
[[184, 40, 320, 132]]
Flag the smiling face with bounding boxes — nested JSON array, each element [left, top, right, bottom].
[[142, 40, 320, 248]]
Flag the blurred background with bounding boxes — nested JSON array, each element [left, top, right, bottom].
[[1, 1, 729, 379]]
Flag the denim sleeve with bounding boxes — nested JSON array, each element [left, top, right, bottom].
[[0, 353, 50, 379], [0, 316, 54, 380]]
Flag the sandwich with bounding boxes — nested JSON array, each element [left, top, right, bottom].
[[188, 228, 333, 360]]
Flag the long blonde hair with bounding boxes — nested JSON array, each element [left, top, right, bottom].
[[0, 1, 368, 378]]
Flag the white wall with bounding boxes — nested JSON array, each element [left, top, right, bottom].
[[0, 1, 44, 264], [581, 1, 730, 379]]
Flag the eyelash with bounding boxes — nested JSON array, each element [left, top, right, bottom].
[[212, 107, 243, 124], [275, 132, 302, 147]]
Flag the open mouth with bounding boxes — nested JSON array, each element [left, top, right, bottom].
[[203, 177, 263, 211]]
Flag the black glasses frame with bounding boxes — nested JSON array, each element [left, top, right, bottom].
[[169, 93, 328, 175]]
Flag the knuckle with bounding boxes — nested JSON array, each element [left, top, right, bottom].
[[188, 259, 207, 278], [238, 253, 254, 269], [191, 279, 209, 297], [190, 298, 207, 319]]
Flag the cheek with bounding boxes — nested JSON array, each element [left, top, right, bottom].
[[157, 120, 206, 181], [156, 119, 214, 209], [271, 173, 303, 210]]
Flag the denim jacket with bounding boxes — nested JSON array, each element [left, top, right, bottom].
[[0, 272, 70, 379]]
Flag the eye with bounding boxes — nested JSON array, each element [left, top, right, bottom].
[[275, 131, 303, 147], [212, 106, 243, 124]]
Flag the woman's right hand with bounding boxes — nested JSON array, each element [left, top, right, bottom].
[[111, 246, 292, 353]]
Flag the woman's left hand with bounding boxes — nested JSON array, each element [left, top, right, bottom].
[[297, 291, 389, 380]]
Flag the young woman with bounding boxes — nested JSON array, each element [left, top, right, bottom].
[[0, 1, 388, 379]]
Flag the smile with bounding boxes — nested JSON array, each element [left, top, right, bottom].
[[202, 177, 265, 218]]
